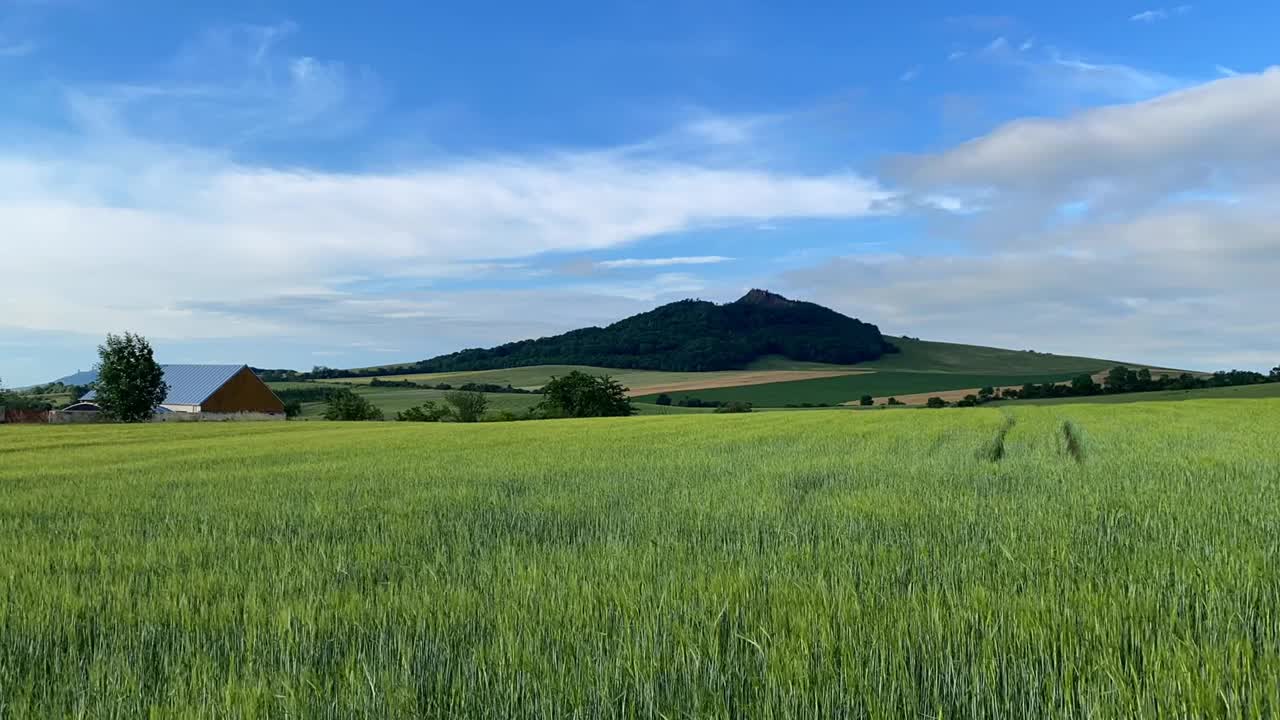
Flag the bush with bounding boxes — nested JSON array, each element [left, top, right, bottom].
[[926, 397, 948, 409], [323, 388, 384, 421], [396, 401, 449, 422], [886, 397, 904, 406], [283, 400, 303, 419], [655, 393, 672, 406], [444, 391, 488, 423], [714, 401, 753, 414], [859, 395, 874, 406]]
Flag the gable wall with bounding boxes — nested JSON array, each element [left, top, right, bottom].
[[200, 368, 285, 414]]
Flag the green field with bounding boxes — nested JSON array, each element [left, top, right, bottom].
[[270, 382, 711, 419], [295, 385, 543, 418], [997, 381, 1280, 406], [2, 401, 1278, 716], [634, 371, 1080, 407], [863, 337, 1123, 374], [324, 365, 754, 392]]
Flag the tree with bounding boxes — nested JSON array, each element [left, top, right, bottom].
[[956, 394, 979, 407], [1105, 366, 1136, 393], [978, 386, 995, 401], [655, 393, 672, 406], [94, 332, 168, 423], [444, 391, 488, 422], [926, 397, 947, 409], [1271, 366, 1280, 381], [859, 395, 874, 406], [538, 371, 634, 418], [887, 397, 904, 406], [397, 401, 449, 422], [1071, 374, 1099, 395], [714, 401, 753, 414], [283, 400, 303, 419], [323, 388, 384, 421]]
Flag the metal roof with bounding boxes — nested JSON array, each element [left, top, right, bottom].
[[82, 364, 247, 406]]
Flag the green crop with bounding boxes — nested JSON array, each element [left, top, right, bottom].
[[1, 400, 1277, 717]]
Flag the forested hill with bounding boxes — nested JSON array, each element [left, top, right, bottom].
[[371, 290, 896, 375]]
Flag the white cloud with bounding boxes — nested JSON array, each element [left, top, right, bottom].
[[847, 69, 1280, 371], [681, 115, 766, 145], [596, 256, 733, 269], [1131, 5, 1191, 22], [890, 67, 1280, 213], [982, 37, 1009, 54], [1216, 65, 1240, 77], [900, 67, 921, 82], [780, 199, 1280, 372], [0, 137, 891, 340]]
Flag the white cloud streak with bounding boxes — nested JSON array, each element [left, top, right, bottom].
[[596, 256, 733, 269], [1130, 5, 1191, 23]]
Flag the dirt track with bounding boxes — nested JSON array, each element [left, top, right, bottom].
[[627, 370, 870, 397]]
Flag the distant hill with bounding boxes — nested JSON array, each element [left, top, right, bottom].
[[351, 290, 897, 376]]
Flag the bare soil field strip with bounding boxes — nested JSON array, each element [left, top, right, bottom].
[[628, 370, 872, 397]]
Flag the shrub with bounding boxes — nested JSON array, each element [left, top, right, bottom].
[[926, 397, 948, 409], [859, 395, 874, 406], [444, 391, 488, 423], [655, 393, 672, 406], [887, 397, 904, 406], [283, 400, 303, 419], [714, 401, 753, 414], [396, 402, 449, 422], [323, 388, 384, 421]]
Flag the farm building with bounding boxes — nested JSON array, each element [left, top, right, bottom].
[[81, 365, 285, 417]]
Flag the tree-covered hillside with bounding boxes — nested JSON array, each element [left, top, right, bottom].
[[337, 290, 896, 376]]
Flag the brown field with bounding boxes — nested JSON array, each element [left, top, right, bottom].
[[627, 370, 870, 397]]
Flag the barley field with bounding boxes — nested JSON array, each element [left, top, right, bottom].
[[1, 401, 1278, 718]]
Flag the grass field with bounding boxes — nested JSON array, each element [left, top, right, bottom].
[[293, 385, 544, 419], [634, 370, 1081, 407], [2, 401, 1278, 716], [863, 337, 1123, 374], [270, 382, 711, 419], [321, 365, 864, 396]]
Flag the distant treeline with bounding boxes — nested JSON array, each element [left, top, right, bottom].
[[1001, 367, 1273, 402], [928, 366, 1279, 408], [368, 378, 540, 394]]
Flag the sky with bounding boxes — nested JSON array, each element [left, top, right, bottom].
[[2, 0, 1278, 385]]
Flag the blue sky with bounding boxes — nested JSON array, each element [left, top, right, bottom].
[[2, 0, 1278, 385]]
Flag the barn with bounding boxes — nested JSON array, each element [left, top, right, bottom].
[[81, 365, 285, 417]]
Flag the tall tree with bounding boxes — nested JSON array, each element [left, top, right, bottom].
[[538, 372, 633, 418], [95, 333, 168, 423]]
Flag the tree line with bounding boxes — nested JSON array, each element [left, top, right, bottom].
[[920, 365, 1280, 409]]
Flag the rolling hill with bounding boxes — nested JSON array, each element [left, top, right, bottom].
[[320, 289, 896, 377], [268, 291, 1184, 408]]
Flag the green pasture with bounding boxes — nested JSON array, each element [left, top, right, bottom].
[[634, 370, 1080, 407], [1, 401, 1278, 716]]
